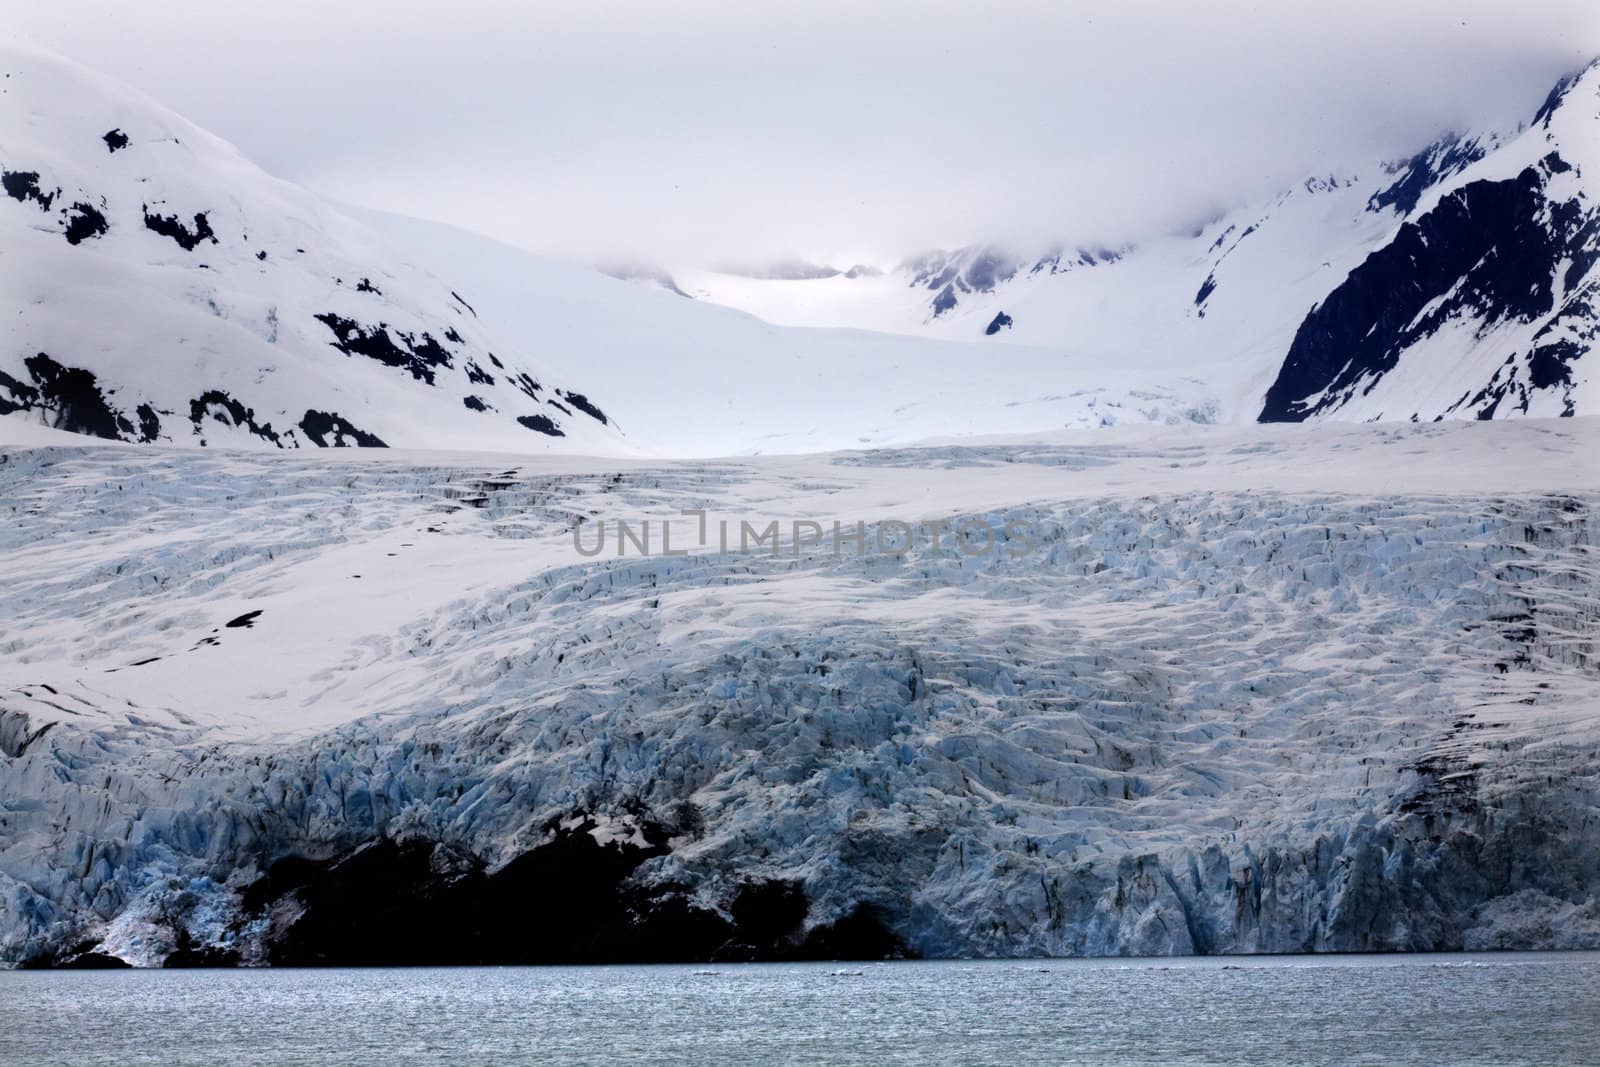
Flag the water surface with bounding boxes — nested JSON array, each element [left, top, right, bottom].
[[4, 953, 1596, 1065]]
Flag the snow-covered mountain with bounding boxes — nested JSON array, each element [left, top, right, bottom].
[[2, 420, 1597, 966], [680, 60, 1600, 424], [349, 208, 1226, 456], [0, 43, 624, 454], [0, 40, 1259, 458], [9, 39, 1593, 458], [1261, 66, 1598, 422]]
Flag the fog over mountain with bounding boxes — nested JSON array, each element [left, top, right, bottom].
[[9, 1, 1598, 266]]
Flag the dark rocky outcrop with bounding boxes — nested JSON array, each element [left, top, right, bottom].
[[314, 313, 455, 385], [299, 410, 387, 448], [517, 414, 564, 436], [21, 942, 132, 970], [558, 390, 608, 425], [1366, 133, 1488, 217], [1, 169, 57, 211], [1261, 159, 1597, 422], [63, 201, 107, 245], [142, 207, 217, 251], [188, 390, 281, 445], [0, 353, 136, 439], [135, 403, 162, 442], [245, 821, 910, 967]]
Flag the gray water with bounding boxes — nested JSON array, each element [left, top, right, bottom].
[[3, 953, 1597, 1066]]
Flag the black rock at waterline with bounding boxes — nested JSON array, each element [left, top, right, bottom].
[[20, 940, 131, 970], [242, 823, 910, 967], [163, 928, 242, 968]]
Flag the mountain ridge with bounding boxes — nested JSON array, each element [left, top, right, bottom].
[[678, 58, 1600, 425], [0, 42, 627, 454]]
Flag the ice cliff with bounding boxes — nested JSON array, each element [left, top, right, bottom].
[[1, 421, 1597, 966]]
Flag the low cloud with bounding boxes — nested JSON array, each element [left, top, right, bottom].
[[12, 0, 1600, 266]]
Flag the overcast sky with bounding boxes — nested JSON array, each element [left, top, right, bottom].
[[11, 1, 1600, 267]]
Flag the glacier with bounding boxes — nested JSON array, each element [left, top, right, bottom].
[[2, 418, 1597, 966]]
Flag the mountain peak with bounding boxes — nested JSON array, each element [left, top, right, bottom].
[[710, 257, 842, 281]]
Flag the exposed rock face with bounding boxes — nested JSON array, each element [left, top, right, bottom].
[[1261, 61, 1600, 423], [903, 246, 1023, 319], [1365, 131, 1492, 217], [240, 829, 906, 967], [680, 63, 1597, 420], [1262, 156, 1598, 421]]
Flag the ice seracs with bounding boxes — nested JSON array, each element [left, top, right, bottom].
[[1, 419, 1597, 965]]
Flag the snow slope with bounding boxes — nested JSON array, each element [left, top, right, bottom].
[[10, 38, 1591, 458], [0, 38, 1240, 461], [2, 418, 1596, 965], [1260, 62, 1600, 422], [352, 209, 1224, 456], [0, 42, 624, 454], [680, 61, 1600, 425]]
